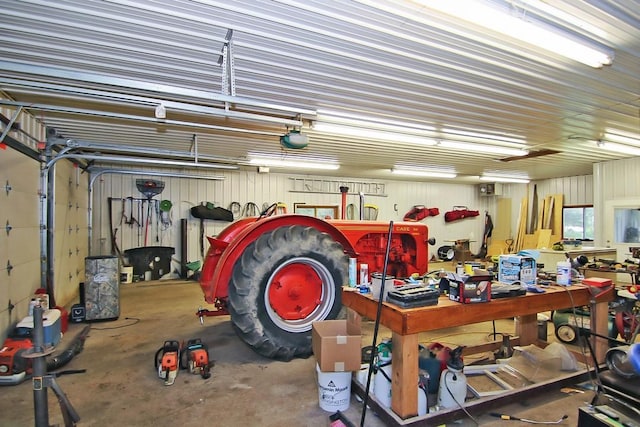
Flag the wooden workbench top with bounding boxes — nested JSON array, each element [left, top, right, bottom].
[[342, 284, 614, 335]]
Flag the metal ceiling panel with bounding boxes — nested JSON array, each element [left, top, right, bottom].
[[1, 0, 639, 181]]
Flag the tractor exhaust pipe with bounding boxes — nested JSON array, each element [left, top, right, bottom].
[[339, 186, 349, 220]]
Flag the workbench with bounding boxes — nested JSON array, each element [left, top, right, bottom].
[[342, 284, 614, 422]]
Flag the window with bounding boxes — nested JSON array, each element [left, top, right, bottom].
[[562, 206, 594, 240], [613, 207, 640, 243]]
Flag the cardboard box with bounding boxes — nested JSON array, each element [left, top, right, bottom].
[[312, 318, 361, 372], [498, 255, 537, 285], [448, 272, 492, 303]]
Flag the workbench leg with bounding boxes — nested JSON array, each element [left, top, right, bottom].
[[590, 298, 609, 364], [515, 313, 538, 345], [391, 332, 419, 419]]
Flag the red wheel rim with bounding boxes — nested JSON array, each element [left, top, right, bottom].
[[265, 257, 336, 333]]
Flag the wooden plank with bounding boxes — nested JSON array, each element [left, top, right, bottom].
[[536, 229, 552, 248], [487, 241, 505, 256], [553, 194, 564, 235], [514, 197, 527, 252], [391, 333, 419, 418], [522, 233, 538, 249], [494, 198, 512, 240], [544, 197, 554, 229]]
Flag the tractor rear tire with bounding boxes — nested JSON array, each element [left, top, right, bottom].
[[228, 225, 348, 361]]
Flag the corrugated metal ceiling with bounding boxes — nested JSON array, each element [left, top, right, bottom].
[[1, 0, 639, 181]]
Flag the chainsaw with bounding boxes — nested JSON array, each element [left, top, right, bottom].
[[180, 338, 211, 379], [154, 340, 181, 386]]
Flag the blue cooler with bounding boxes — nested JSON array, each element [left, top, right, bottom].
[[15, 308, 62, 347]]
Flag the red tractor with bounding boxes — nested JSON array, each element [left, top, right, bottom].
[[198, 204, 430, 361]]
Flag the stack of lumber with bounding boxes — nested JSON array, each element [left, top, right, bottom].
[[515, 188, 563, 252]]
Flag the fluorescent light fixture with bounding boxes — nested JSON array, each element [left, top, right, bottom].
[[313, 122, 438, 146], [594, 140, 640, 157], [517, 0, 607, 39], [438, 140, 528, 157], [419, 0, 614, 68], [603, 128, 640, 145], [249, 156, 339, 170], [442, 127, 526, 145], [480, 175, 530, 183], [392, 167, 457, 178], [317, 111, 436, 133]]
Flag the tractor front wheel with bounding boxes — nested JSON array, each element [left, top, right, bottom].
[[228, 225, 348, 361]]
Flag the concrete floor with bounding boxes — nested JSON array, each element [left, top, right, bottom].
[[0, 280, 606, 426]]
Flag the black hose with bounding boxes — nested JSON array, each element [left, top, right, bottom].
[[47, 326, 91, 371]]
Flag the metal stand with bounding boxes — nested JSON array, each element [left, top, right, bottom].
[[25, 306, 81, 427]]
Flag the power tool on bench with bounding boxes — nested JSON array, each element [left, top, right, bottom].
[[180, 338, 211, 379], [154, 340, 181, 386]]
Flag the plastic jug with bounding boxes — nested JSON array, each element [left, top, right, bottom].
[[556, 261, 571, 285]]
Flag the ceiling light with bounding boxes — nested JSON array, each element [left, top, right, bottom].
[[442, 127, 526, 145], [280, 131, 309, 149], [317, 111, 436, 132], [249, 156, 339, 170], [419, 0, 614, 68], [480, 175, 530, 183], [392, 167, 457, 178], [313, 122, 438, 146], [438, 140, 528, 157], [594, 140, 640, 157]]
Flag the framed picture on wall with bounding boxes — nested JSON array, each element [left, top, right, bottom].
[[293, 204, 339, 219]]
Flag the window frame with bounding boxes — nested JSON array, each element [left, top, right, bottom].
[[562, 204, 594, 241]]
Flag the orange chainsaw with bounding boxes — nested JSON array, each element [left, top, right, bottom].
[[180, 338, 211, 379], [154, 340, 181, 386]]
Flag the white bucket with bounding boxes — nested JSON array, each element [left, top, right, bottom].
[[120, 266, 133, 284], [316, 363, 351, 412]]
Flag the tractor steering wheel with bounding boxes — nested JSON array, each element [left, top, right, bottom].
[[258, 203, 278, 220]]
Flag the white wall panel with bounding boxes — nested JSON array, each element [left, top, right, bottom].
[[530, 175, 593, 206], [593, 157, 640, 249], [93, 170, 500, 269]]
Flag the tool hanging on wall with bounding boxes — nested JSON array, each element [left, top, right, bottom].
[[190, 202, 234, 258], [444, 206, 480, 222], [242, 202, 260, 217], [403, 205, 439, 221], [363, 204, 379, 220], [346, 203, 357, 220], [275, 202, 287, 214], [228, 201, 242, 220], [475, 211, 494, 259], [159, 200, 173, 244]]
